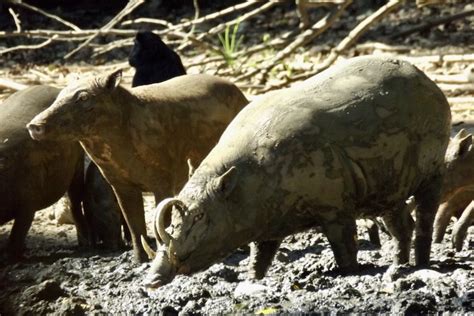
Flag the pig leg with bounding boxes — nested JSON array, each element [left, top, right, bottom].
[[382, 205, 414, 264], [433, 200, 455, 243], [296, 0, 311, 29], [452, 200, 474, 251], [113, 184, 147, 263], [321, 216, 358, 272], [250, 239, 282, 279], [366, 219, 382, 248], [414, 175, 443, 266], [67, 157, 91, 247], [7, 209, 35, 258]]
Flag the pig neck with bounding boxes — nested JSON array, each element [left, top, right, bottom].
[[194, 163, 272, 246]]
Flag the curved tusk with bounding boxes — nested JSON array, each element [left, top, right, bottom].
[[155, 198, 187, 246], [187, 158, 195, 179], [141, 235, 156, 259], [153, 201, 161, 244]]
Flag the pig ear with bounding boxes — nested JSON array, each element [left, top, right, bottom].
[[215, 166, 239, 198], [454, 129, 469, 140], [103, 69, 123, 90], [456, 134, 473, 159]]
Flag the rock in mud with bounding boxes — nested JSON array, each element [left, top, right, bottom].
[[23, 279, 67, 302]]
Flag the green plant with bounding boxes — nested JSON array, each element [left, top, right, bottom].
[[283, 62, 293, 77], [218, 20, 244, 67]]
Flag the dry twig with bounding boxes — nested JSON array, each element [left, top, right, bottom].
[[6, 0, 81, 31], [178, 0, 279, 52], [168, 0, 259, 32], [64, 0, 145, 59], [8, 8, 21, 32], [207, 1, 278, 36], [121, 18, 173, 28], [166, 31, 222, 55], [91, 38, 134, 58], [0, 34, 58, 55], [391, 8, 474, 39], [0, 78, 28, 91], [236, 0, 352, 83], [0, 29, 137, 39], [260, 0, 403, 93]]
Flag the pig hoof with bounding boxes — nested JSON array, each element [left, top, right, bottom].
[[133, 250, 149, 263], [143, 272, 173, 289], [338, 265, 359, 275], [143, 277, 164, 289], [4, 250, 25, 263]]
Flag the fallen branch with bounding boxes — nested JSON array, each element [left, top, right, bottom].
[[0, 34, 58, 55], [91, 38, 134, 58], [186, 55, 224, 68], [430, 74, 471, 84], [121, 17, 174, 28], [191, 0, 200, 34], [8, 7, 21, 32], [167, 0, 259, 32], [0, 78, 28, 91], [401, 54, 474, 64], [29, 68, 56, 82], [391, 8, 474, 39], [64, 0, 145, 59], [7, 0, 81, 31], [236, 0, 352, 83], [451, 106, 474, 112], [207, 1, 279, 36], [166, 30, 222, 55], [354, 42, 410, 53], [178, 0, 279, 52], [0, 29, 138, 38], [260, 0, 403, 92], [449, 97, 474, 106], [438, 83, 474, 92], [333, 0, 402, 55]]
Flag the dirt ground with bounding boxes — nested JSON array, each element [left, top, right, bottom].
[[0, 196, 473, 314], [0, 1, 473, 314]]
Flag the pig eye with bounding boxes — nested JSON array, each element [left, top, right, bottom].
[[193, 213, 204, 223], [77, 92, 89, 102]]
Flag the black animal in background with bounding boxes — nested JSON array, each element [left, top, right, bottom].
[[129, 31, 186, 87], [83, 158, 129, 250]]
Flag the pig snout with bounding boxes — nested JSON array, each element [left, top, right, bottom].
[[143, 248, 177, 289], [26, 122, 46, 140]]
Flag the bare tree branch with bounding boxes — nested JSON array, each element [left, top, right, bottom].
[[0, 78, 28, 91], [236, 0, 352, 83], [8, 8, 21, 32], [260, 0, 402, 92], [0, 34, 58, 55], [7, 0, 81, 31], [121, 18, 173, 28], [64, 0, 145, 59], [391, 8, 474, 39], [168, 0, 259, 32]]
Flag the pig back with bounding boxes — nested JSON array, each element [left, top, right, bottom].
[[209, 56, 450, 210]]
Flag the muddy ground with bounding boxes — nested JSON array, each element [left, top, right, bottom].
[[0, 196, 473, 314], [1, 1, 473, 314]]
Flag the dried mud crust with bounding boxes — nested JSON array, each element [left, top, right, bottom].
[[0, 195, 472, 314]]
